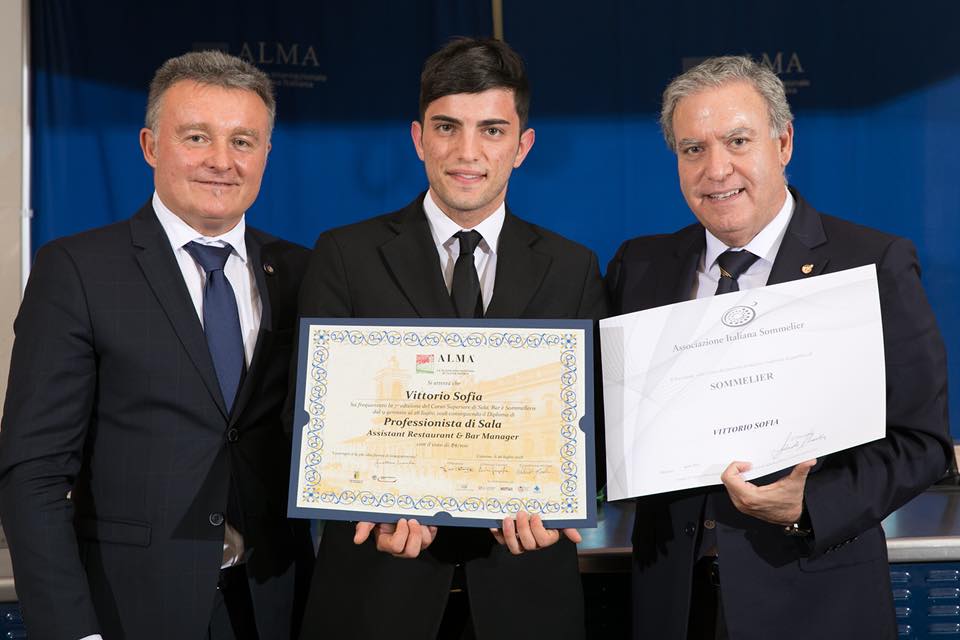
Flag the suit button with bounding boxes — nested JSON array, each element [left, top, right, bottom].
[[226, 428, 240, 443], [209, 512, 225, 527], [683, 522, 697, 537]]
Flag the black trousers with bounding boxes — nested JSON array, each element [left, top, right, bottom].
[[687, 557, 728, 640], [436, 563, 477, 640], [209, 564, 260, 640]]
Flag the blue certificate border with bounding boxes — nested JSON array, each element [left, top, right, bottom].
[[287, 318, 597, 529]]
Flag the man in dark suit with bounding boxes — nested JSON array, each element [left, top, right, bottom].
[[607, 55, 951, 640], [295, 38, 606, 640], [0, 51, 313, 640]]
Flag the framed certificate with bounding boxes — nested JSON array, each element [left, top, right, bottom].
[[287, 318, 597, 528]]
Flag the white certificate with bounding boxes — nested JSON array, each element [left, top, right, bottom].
[[601, 265, 885, 500], [287, 319, 597, 528]]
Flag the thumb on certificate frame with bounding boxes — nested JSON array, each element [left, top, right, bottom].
[[792, 458, 818, 479], [354, 521, 376, 544], [562, 528, 583, 543], [721, 460, 752, 485]]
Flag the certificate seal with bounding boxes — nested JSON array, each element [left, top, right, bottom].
[[721, 305, 756, 327]]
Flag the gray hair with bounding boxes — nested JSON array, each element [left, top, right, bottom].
[[145, 50, 276, 136], [660, 55, 793, 151]]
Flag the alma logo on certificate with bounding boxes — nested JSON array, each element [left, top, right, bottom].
[[416, 354, 434, 373]]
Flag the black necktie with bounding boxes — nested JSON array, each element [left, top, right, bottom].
[[714, 249, 759, 295], [183, 242, 245, 411], [451, 230, 484, 318]]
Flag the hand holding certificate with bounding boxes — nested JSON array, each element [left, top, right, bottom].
[[288, 319, 597, 529], [354, 509, 582, 558], [353, 518, 438, 558], [601, 265, 885, 500]]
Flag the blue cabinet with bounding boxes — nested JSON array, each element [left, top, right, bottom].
[[891, 563, 960, 639], [0, 604, 26, 639]]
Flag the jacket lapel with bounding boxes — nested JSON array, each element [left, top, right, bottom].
[[485, 211, 551, 318], [767, 189, 830, 286], [379, 195, 457, 317], [667, 225, 705, 305], [229, 232, 270, 421], [130, 203, 228, 417], [247, 234, 273, 332]]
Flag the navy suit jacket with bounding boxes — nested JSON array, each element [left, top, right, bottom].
[[606, 188, 951, 640], [0, 203, 314, 640], [295, 194, 607, 640]]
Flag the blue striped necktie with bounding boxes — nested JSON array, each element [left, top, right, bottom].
[[715, 250, 759, 295]]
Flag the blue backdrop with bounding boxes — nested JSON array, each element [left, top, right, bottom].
[[30, 0, 960, 437]]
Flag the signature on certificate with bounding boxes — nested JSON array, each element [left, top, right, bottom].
[[441, 463, 475, 473], [771, 430, 827, 459], [517, 463, 553, 475], [479, 463, 509, 476]]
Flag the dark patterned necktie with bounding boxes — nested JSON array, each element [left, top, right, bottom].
[[451, 230, 484, 318], [183, 241, 245, 411], [715, 249, 760, 295]]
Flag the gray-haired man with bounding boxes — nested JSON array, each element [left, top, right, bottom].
[[607, 56, 950, 639], [0, 51, 313, 640]]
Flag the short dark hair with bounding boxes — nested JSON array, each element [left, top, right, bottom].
[[146, 50, 276, 136], [419, 37, 531, 130]]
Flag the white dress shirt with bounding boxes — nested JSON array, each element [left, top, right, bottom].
[[694, 186, 795, 299], [159, 197, 259, 541], [422, 190, 504, 312], [153, 192, 262, 363]]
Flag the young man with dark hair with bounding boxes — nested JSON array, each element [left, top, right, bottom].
[[418, 36, 531, 129], [296, 37, 605, 640]]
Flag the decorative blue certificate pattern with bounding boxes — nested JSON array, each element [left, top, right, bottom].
[[299, 328, 582, 518]]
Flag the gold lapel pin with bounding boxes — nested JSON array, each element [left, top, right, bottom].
[[801, 263, 814, 274]]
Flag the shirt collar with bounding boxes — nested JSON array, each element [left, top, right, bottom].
[[422, 190, 505, 254], [152, 191, 248, 263], [703, 186, 794, 271]]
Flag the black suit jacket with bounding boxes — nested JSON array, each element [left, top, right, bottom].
[[296, 194, 607, 640], [0, 203, 314, 640], [606, 188, 952, 640]]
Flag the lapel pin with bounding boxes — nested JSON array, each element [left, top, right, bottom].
[[263, 263, 276, 275], [801, 263, 814, 274]]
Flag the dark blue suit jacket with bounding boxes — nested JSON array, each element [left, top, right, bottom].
[[606, 188, 951, 640], [0, 203, 314, 640]]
